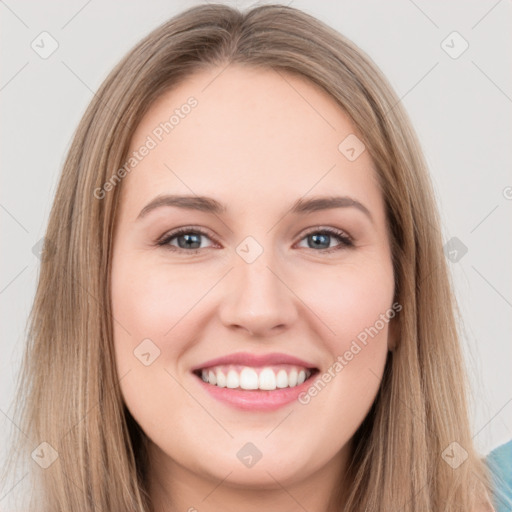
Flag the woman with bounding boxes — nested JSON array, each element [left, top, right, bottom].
[[3, 3, 510, 511]]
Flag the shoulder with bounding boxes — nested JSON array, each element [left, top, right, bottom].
[[485, 439, 512, 512]]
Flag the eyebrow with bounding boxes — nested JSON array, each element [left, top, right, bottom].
[[136, 194, 373, 223]]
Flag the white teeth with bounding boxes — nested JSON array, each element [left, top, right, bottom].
[[259, 368, 276, 390], [239, 367, 259, 390], [226, 370, 239, 388], [276, 369, 288, 388], [198, 365, 312, 390], [216, 370, 227, 387]]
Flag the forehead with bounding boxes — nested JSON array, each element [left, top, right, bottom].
[[119, 64, 383, 222]]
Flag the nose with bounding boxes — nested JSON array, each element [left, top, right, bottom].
[[218, 250, 298, 338]]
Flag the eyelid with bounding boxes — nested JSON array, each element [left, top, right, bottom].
[[298, 225, 353, 244], [293, 226, 354, 253], [156, 226, 218, 249]]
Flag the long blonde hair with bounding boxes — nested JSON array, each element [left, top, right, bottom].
[[2, 3, 499, 511]]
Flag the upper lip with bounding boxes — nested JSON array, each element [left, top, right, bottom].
[[191, 352, 318, 372]]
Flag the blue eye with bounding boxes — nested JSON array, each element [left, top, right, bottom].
[[157, 226, 353, 254], [298, 228, 353, 252], [157, 227, 214, 253]]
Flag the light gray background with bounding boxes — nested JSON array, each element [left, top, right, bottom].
[[1, 0, 511, 507]]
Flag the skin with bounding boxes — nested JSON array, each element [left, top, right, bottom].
[[110, 64, 397, 512]]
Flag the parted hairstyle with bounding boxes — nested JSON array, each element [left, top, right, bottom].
[[2, 3, 502, 511]]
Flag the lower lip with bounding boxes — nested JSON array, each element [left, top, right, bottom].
[[193, 372, 316, 411]]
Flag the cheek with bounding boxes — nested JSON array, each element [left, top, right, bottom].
[[110, 255, 208, 367], [293, 259, 394, 409], [292, 261, 394, 444], [299, 259, 395, 349], [110, 255, 200, 448]]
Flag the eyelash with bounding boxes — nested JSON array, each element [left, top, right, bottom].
[[156, 226, 354, 255]]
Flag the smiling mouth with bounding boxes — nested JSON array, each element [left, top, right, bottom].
[[192, 364, 319, 391]]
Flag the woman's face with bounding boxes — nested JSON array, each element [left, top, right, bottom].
[[111, 65, 396, 501]]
